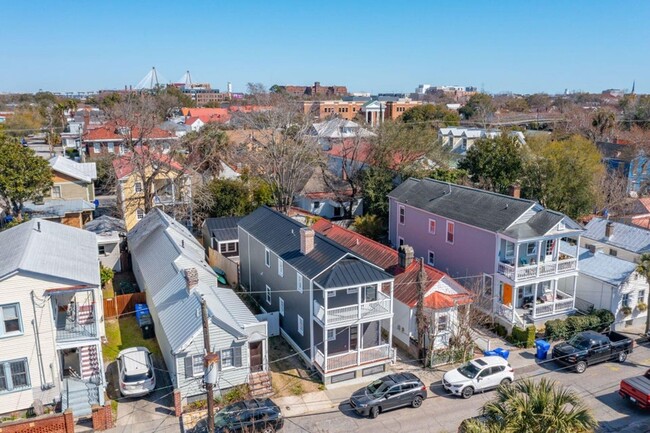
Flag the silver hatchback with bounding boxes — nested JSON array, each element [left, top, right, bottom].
[[117, 347, 156, 397]]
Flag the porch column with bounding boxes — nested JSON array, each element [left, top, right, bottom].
[[571, 276, 578, 310], [532, 283, 538, 319], [388, 281, 394, 347], [171, 182, 176, 203], [536, 240, 542, 275], [92, 289, 98, 338], [323, 333, 328, 372], [97, 342, 106, 405], [511, 287, 516, 324], [552, 279, 558, 314], [357, 323, 362, 366], [358, 285, 362, 319]]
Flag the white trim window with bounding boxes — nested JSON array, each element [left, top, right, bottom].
[[191, 354, 203, 377], [399, 205, 405, 224], [0, 359, 30, 393], [297, 314, 304, 336], [98, 245, 106, 256], [428, 251, 435, 266], [219, 242, 237, 254], [639, 290, 646, 303], [446, 221, 455, 244], [221, 349, 234, 369], [51, 186, 62, 199], [346, 287, 358, 295], [266, 285, 272, 305], [278, 259, 284, 277], [265, 248, 271, 268], [118, 144, 125, 155], [279, 297, 284, 316], [93, 143, 100, 154], [136, 208, 145, 220], [327, 290, 336, 298], [437, 314, 448, 332], [0, 304, 22, 337], [108, 142, 115, 153], [134, 182, 143, 193], [327, 329, 336, 342], [296, 273, 303, 293], [428, 219, 436, 234], [398, 237, 404, 247], [622, 293, 630, 308]]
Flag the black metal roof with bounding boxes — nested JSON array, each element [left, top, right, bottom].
[[238, 206, 392, 286], [389, 178, 535, 233], [204, 217, 242, 242]]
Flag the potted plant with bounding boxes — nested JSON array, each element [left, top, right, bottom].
[[621, 305, 633, 316], [637, 302, 647, 312]]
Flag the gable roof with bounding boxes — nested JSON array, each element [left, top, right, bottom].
[[501, 209, 570, 240], [238, 206, 392, 285], [83, 123, 175, 142], [84, 215, 126, 234], [112, 148, 184, 179], [49, 156, 97, 183], [311, 219, 470, 308], [0, 219, 100, 285], [583, 218, 650, 254], [203, 217, 242, 242], [128, 208, 260, 353], [24, 199, 96, 218], [573, 243, 637, 286], [311, 118, 374, 139]]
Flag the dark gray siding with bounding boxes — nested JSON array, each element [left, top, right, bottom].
[[239, 227, 251, 290], [326, 288, 360, 309], [328, 327, 351, 354]]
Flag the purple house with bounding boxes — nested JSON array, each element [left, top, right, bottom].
[[388, 178, 584, 329]]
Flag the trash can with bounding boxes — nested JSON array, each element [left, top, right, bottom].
[[139, 313, 155, 339], [135, 304, 150, 324], [535, 339, 550, 360], [493, 348, 510, 360], [483, 350, 498, 357]]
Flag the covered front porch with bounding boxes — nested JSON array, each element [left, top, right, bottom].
[[495, 276, 577, 327]]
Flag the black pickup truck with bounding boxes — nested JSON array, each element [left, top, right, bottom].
[[551, 330, 633, 373]]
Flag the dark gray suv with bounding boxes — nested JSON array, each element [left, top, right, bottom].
[[349, 373, 427, 418]]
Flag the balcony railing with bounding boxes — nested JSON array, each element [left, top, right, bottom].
[[314, 293, 391, 327], [314, 344, 392, 372], [55, 304, 97, 342], [497, 258, 577, 282]]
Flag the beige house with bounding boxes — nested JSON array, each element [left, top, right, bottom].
[[24, 156, 97, 228], [113, 152, 192, 231]]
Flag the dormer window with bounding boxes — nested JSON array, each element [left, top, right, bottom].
[[558, 221, 566, 231]]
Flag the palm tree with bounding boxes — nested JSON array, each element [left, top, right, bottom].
[[462, 379, 597, 433], [636, 252, 650, 334]]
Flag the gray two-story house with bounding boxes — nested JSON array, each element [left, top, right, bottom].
[[388, 178, 583, 330], [239, 206, 395, 385]]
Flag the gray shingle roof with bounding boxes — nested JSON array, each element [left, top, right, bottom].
[[128, 208, 261, 353], [502, 210, 568, 239], [238, 206, 392, 285], [583, 218, 650, 254], [388, 178, 535, 233], [0, 219, 100, 285], [204, 217, 242, 242]]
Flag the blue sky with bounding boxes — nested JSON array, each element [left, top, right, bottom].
[[1, 1, 648, 94]]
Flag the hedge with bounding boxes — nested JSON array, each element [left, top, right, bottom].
[[511, 325, 536, 348], [544, 309, 615, 341]]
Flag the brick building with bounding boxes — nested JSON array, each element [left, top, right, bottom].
[[279, 81, 348, 97]]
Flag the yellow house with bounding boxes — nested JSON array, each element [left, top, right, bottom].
[[24, 156, 97, 228], [113, 151, 192, 231]]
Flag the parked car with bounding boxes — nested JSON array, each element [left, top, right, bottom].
[[442, 356, 514, 399], [619, 369, 650, 409], [117, 347, 156, 397], [349, 373, 427, 418], [192, 398, 283, 433], [551, 330, 633, 373]]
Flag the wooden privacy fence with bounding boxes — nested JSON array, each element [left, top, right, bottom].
[[104, 292, 147, 319]]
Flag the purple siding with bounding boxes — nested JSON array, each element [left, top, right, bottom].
[[389, 197, 497, 280]]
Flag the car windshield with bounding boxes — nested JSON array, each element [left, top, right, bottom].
[[215, 403, 246, 427], [124, 369, 152, 383], [457, 362, 481, 379], [567, 335, 591, 350], [366, 379, 391, 397]]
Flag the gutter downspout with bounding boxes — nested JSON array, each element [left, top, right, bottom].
[[31, 291, 47, 390]]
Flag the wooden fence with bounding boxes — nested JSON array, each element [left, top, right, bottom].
[[103, 292, 147, 319]]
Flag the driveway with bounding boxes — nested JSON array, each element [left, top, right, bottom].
[[107, 355, 181, 433]]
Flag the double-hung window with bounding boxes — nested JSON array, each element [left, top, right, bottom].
[[0, 359, 30, 393], [221, 349, 234, 369], [278, 259, 284, 277], [437, 315, 448, 332], [428, 251, 435, 266], [134, 182, 143, 193], [279, 298, 285, 316], [265, 249, 271, 268], [327, 329, 336, 341], [266, 285, 271, 305], [428, 219, 436, 234], [0, 304, 22, 337], [296, 273, 303, 293], [399, 206, 405, 224], [446, 221, 455, 244], [51, 186, 62, 199], [297, 315, 304, 336], [191, 355, 203, 377], [639, 290, 646, 303], [93, 143, 100, 154]]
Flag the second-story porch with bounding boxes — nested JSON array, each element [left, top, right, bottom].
[[49, 287, 99, 345], [153, 176, 191, 206], [497, 236, 580, 283], [313, 282, 393, 328]]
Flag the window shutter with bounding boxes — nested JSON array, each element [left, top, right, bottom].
[[233, 347, 242, 367], [184, 356, 194, 379]]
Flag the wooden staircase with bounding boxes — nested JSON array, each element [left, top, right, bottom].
[[80, 345, 100, 379], [248, 371, 273, 398]]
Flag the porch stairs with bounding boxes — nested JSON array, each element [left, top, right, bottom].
[[80, 345, 100, 379], [248, 371, 273, 398], [61, 378, 100, 418]]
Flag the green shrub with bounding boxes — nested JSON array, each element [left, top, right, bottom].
[[637, 302, 648, 312], [100, 265, 114, 287], [510, 325, 536, 348], [222, 385, 249, 405], [621, 306, 632, 316], [593, 309, 615, 330], [544, 319, 568, 341], [289, 381, 304, 396], [493, 323, 508, 338], [566, 316, 589, 335]]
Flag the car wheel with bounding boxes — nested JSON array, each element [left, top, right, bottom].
[[618, 351, 628, 363], [575, 361, 587, 374], [461, 386, 474, 399], [500, 378, 512, 387], [411, 395, 423, 408], [369, 406, 380, 419]]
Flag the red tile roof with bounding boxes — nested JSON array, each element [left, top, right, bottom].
[[112, 147, 184, 179], [311, 219, 471, 309], [83, 123, 175, 142], [326, 140, 426, 169]]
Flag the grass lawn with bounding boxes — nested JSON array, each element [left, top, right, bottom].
[[103, 316, 161, 364], [268, 337, 322, 397]]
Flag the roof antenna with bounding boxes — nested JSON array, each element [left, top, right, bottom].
[[37, 221, 41, 232], [182, 239, 185, 248]]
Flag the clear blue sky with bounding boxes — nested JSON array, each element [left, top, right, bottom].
[[1, 1, 649, 94]]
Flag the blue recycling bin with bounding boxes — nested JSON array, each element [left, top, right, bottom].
[[135, 303, 150, 325], [535, 339, 551, 360], [483, 349, 498, 357], [493, 348, 510, 360]]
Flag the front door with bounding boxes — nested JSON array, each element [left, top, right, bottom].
[[502, 284, 513, 307], [249, 342, 263, 372], [60, 348, 81, 378]]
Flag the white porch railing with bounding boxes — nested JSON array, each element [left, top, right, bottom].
[[497, 257, 578, 282], [313, 293, 391, 327], [532, 291, 575, 318], [496, 303, 525, 328], [315, 344, 392, 372]]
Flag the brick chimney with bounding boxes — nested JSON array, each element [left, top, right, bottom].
[[508, 184, 521, 199], [605, 221, 614, 239], [398, 245, 415, 269], [300, 228, 315, 255], [184, 268, 199, 292], [587, 244, 597, 254]]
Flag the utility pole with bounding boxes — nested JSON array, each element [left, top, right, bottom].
[[201, 296, 216, 433]]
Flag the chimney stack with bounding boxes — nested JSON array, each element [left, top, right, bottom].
[[508, 184, 521, 199], [184, 268, 199, 292], [300, 227, 315, 255], [587, 244, 596, 254], [605, 221, 614, 239], [398, 245, 415, 269]]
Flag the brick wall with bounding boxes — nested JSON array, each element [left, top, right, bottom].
[[0, 410, 74, 433], [91, 404, 114, 431], [173, 389, 182, 417]]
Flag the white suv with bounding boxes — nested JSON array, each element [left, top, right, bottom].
[[442, 356, 514, 399], [117, 347, 156, 397]]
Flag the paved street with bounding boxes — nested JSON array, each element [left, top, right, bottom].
[[282, 342, 650, 433]]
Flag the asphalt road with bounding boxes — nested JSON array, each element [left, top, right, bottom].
[[283, 343, 650, 433]]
